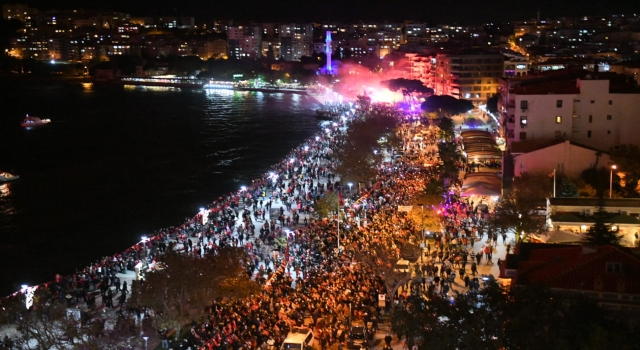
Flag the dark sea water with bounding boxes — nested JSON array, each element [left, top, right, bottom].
[[0, 81, 321, 295]]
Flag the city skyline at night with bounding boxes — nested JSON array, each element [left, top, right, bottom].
[[2, 0, 639, 23]]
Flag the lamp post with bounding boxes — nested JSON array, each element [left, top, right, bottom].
[[610, 165, 617, 199], [418, 203, 424, 263], [336, 203, 340, 251], [348, 182, 353, 194], [143, 336, 149, 350]]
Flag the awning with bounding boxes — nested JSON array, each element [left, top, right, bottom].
[[531, 230, 583, 243], [460, 184, 501, 197], [461, 172, 502, 197], [460, 130, 493, 138]]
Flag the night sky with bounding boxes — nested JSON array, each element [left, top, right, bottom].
[[2, 0, 640, 24]]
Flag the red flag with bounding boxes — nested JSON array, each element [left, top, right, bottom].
[[339, 192, 344, 206]]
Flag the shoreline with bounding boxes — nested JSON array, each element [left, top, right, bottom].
[[1, 103, 347, 299]]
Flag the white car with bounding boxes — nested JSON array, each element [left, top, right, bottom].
[[280, 327, 314, 350]]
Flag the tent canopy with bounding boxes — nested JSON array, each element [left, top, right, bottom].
[[460, 130, 493, 138], [460, 184, 501, 197], [461, 172, 502, 197]]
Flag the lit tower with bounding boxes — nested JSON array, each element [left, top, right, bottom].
[[325, 30, 333, 74]]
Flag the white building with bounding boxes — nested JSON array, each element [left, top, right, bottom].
[[511, 139, 611, 177], [505, 75, 640, 151], [547, 197, 640, 247]]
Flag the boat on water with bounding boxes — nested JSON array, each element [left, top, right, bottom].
[[117, 76, 205, 89], [21, 115, 51, 127], [0, 172, 19, 182]]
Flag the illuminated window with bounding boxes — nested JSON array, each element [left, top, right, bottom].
[[556, 116, 562, 124], [520, 116, 527, 127]]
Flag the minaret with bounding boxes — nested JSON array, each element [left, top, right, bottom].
[[325, 30, 333, 74]]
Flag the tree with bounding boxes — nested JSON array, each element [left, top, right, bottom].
[[411, 194, 442, 235], [355, 243, 410, 307], [610, 144, 640, 197], [381, 78, 434, 101], [313, 192, 339, 218], [421, 95, 474, 117], [139, 247, 260, 337], [0, 287, 120, 349], [0, 18, 24, 53], [486, 93, 499, 114], [355, 94, 372, 111], [584, 202, 621, 246], [437, 139, 462, 180], [391, 282, 638, 350], [334, 112, 400, 184], [558, 177, 579, 197], [581, 167, 610, 197], [491, 173, 551, 242], [437, 117, 455, 140]]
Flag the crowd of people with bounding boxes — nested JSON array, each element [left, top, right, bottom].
[[2, 98, 504, 350]]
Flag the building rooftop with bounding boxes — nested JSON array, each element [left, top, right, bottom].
[[510, 244, 640, 295], [550, 197, 640, 208], [506, 69, 640, 94], [510, 139, 606, 155]]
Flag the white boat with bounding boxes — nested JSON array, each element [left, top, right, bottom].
[[0, 172, 19, 182], [21, 115, 51, 127]]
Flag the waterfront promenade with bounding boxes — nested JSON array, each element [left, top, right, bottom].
[[0, 103, 510, 350]]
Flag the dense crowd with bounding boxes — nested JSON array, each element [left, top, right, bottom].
[[2, 100, 502, 350]]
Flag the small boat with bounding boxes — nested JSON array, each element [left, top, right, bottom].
[[21, 114, 51, 127], [0, 172, 19, 182]]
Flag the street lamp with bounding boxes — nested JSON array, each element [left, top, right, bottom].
[[142, 336, 149, 350], [348, 182, 353, 194], [610, 165, 617, 199], [418, 203, 424, 263]]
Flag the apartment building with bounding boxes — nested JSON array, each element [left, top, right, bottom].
[[278, 23, 313, 61], [434, 51, 504, 104], [227, 25, 262, 59], [500, 72, 640, 151], [405, 53, 435, 88]]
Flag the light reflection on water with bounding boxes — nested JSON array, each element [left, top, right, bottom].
[[0, 82, 322, 294], [0, 183, 10, 197], [0, 183, 16, 216]]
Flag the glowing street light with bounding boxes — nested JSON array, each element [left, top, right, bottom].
[[610, 165, 617, 198], [348, 182, 353, 194], [241, 186, 247, 191]]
